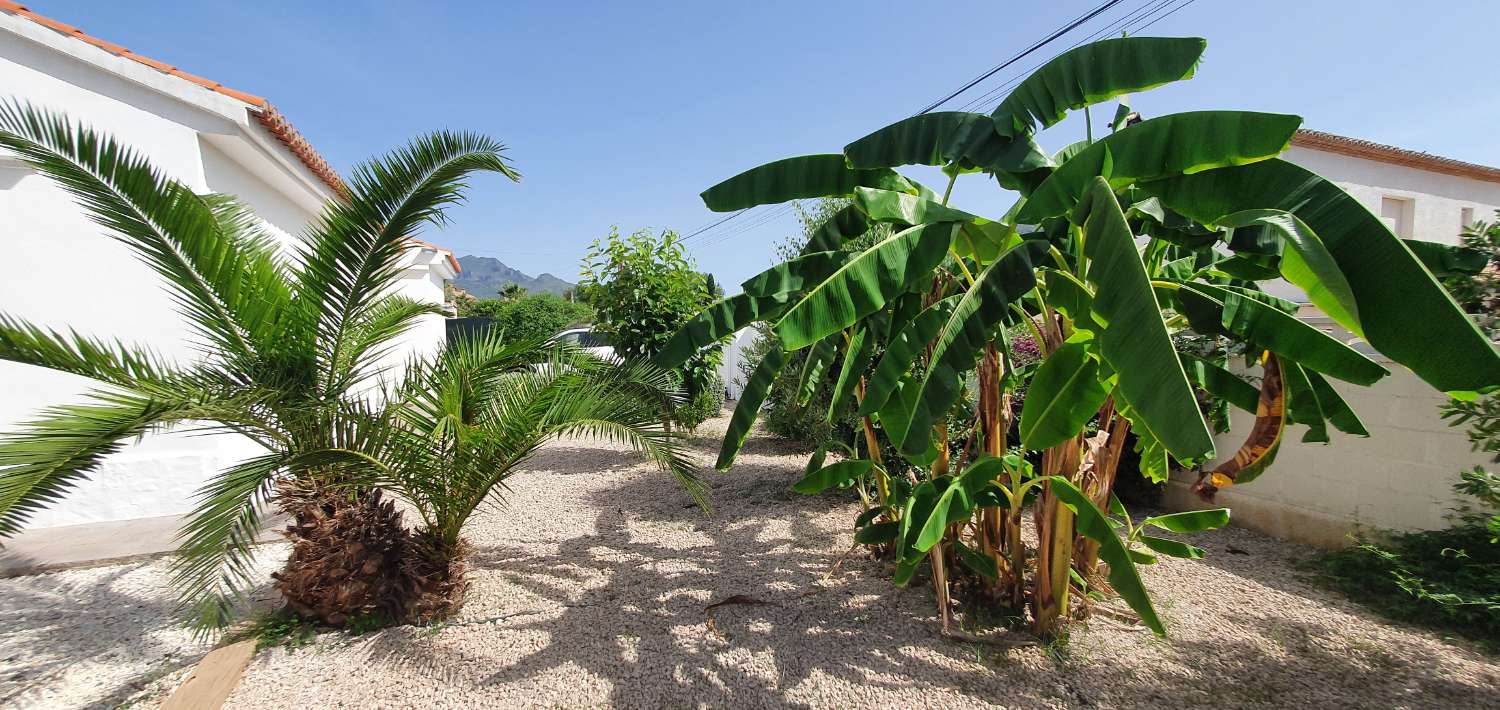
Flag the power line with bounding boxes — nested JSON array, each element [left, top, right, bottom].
[[916, 0, 1126, 115], [684, 2, 1130, 249]]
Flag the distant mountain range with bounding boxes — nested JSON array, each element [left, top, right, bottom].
[[453, 255, 575, 298]]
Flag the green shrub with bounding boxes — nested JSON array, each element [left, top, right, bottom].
[[456, 294, 592, 343], [677, 374, 725, 429], [580, 227, 722, 426]]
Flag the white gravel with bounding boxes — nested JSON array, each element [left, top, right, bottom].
[[4, 410, 1500, 708]]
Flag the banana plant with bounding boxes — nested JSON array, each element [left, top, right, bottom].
[[658, 36, 1500, 638]]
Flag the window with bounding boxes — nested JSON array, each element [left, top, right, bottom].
[[1380, 196, 1415, 238], [1462, 207, 1476, 231]]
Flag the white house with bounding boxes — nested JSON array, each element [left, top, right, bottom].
[[0, 4, 457, 535], [1165, 130, 1500, 547]]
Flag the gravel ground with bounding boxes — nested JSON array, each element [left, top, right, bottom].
[[4, 410, 1500, 708]]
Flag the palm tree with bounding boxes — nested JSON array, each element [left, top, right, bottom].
[[347, 333, 704, 621], [499, 283, 527, 301], [0, 101, 519, 630]]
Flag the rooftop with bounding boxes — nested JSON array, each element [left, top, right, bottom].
[[1292, 128, 1500, 184]]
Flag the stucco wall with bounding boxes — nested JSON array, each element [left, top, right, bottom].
[[0, 28, 447, 529]]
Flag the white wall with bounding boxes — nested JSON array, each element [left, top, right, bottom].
[[0, 27, 445, 528]]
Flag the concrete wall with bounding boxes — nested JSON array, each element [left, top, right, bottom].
[[0, 24, 450, 528]]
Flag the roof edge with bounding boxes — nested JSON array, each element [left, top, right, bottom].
[[1291, 129, 1500, 185], [0, 1, 347, 195]]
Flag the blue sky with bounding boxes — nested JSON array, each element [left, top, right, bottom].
[[36, 0, 1500, 289]]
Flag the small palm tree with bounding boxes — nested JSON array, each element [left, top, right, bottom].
[[0, 101, 519, 630], [349, 334, 703, 620], [499, 283, 527, 301]]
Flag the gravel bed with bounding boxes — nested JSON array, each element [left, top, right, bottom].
[[4, 410, 1499, 708]]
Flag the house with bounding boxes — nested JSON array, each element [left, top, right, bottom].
[[0, 2, 458, 537], [1165, 130, 1500, 547]]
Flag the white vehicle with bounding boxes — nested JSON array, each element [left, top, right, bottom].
[[550, 328, 617, 362]]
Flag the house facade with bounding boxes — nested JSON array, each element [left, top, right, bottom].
[[0, 4, 456, 529], [1165, 130, 1500, 547]]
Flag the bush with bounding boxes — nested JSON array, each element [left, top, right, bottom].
[[678, 374, 725, 429], [580, 227, 722, 428], [455, 294, 592, 343]]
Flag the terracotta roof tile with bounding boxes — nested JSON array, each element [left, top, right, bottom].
[[1292, 129, 1500, 184]]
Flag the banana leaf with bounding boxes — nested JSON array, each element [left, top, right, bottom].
[[1048, 477, 1166, 636], [853, 186, 977, 225], [701, 154, 916, 212], [1174, 282, 1387, 386], [740, 250, 849, 298], [792, 459, 874, 494], [1019, 111, 1302, 222], [802, 205, 869, 254], [1280, 359, 1329, 444], [900, 240, 1049, 455], [992, 36, 1206, 139], [716, 348, 785, 470], [1140, 536, 1204, 559], [1075, 178, 1216, 464], [1205, 353, 1286, 490], [654, 292, 793, 369], [844, 111, 1050, 174], [1019, 339, 1109, 450], [828, 327, 873, 422], [859, 296, 961, 416], [1304, 369, 1368, 436], [1181, 354, 1260, 414], [913, 456, 1007, 552], [1403, 239, 1491, 278], [775, 222, 956, 350], [1140, 158, 1500, 398], [797, 336, 837, 405], [1140, 508, 1230, 533], [1217, 209, 1360, 334]]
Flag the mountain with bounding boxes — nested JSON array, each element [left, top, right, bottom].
[[454, 255, 575, 298]]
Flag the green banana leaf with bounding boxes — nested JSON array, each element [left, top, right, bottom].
[[914, 456, 1007, 552], [1076, 178, 1216, 464], [1140, 158, 1500, 397], [797, 336, 838, 405], [853, 186, 978, 225], [740, 250, 849, 298], [855, 521, 899, 544], [1047, 477, 1165, 636], [1140, 508, 1230, 533], [900, 241, 1049, 455], [955, 540, 1000, 581], [1403, 239, 1491, 278], [1181, 354, 1260, 414], [1218, 209, 1360, 335], [1140, 536, 1204, 560], [1019, 111, 1303, 222], [1019, 339, 1109, 450], [844, 111, 1050, 174], [859, 296, 962, 416], [992, 36, 1206, 138], [1304, 369, 1368, 436], [654, 292, 793, 369], [700, 154, 916, 212], [828, 327, 873, 422], [1280, 359, 1329, 443], [1174, 282, 1388, 386], [774, 222, 957, 350], [716, 348, 786, 470], [792, 459, 874, 494], [802, 205, 870, 254]]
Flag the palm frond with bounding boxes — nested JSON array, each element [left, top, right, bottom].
[[0, 102, 283, 360], [293, 131, 519, 394], [330, 295, 444, 391], [0, 312, 178, 388], [0, 391, 201, 535]]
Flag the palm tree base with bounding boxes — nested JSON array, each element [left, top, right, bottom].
[[271, 483, 414, 626]]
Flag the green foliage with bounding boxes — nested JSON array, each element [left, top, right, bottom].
[[0, 101, 519, 631], [456, 293, 592, 342], [581, 227, 722, 427], [1440, 212, 1500, 338], [1311, 523, 1500, 650]]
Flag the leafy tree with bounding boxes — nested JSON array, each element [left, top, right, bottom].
[[498, 283, 527, 302], [580, 227, 723, 427], [656, 36, 1500, 638], [456, 293, 592, 342], [0, 102, 520, 630]]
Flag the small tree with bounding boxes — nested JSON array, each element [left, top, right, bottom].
[[580, 227, 723, 427], [456, 293, 592, 342]]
